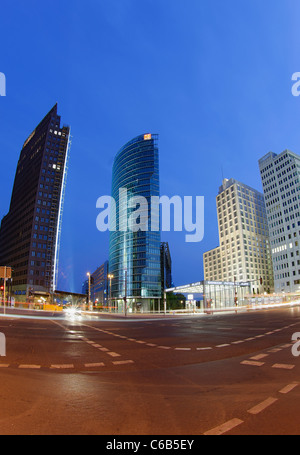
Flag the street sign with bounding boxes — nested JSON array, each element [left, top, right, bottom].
[[0, 266, 12, 279]]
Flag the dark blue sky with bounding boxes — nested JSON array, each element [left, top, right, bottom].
[[1, 0, 300, 293]]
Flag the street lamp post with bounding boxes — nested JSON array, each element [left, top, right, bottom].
[[87, 272, 91, 311], [124, 269, 127, 317], [108, 274, 114, 312], [3, 267, 6, 315]]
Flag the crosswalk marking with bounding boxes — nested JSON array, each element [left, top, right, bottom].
[[272, 363, 295, 370]]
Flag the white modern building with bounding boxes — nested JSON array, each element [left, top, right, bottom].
[[203, 178, 274, 294], [259, 150, 300, 293]]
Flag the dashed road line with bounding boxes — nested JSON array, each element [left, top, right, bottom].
[[250, 354, 269, 361], [204, 418, 244, 436], [0, 360, 135, 371], [112, 360, 134, 366], [51, 364, 74, 369], [247, 397, 278, 415], [107, 352, 121, 357], [77, 320, 300, 354], [84, 362, 105, 368], [241, 360, 265, 367], [203, 378, 300, 435], [279, 383, 299, 394], [272, 363, 295, 370], [52, 321, 125, 361]]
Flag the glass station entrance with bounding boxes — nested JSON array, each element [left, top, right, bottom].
[[166, 280, 252, 311]]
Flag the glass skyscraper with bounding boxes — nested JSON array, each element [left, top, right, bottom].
[[0, 104, 71, 301], [109, 134, 161, 312]]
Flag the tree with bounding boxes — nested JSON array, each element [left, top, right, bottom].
[[166, 292, 186, 310]]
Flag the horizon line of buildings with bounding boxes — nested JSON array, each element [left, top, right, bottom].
[[0, 104, 300, 310]]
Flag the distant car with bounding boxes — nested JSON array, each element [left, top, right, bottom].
[[64, 306, 82, 317]]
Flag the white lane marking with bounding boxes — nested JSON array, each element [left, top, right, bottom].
[[112, 360, 134, 365], [241, 360, 265, 367], [0, 364, 9, 368], [51, 364, 74, 369], [250, 354, 269, 361], [272, 363, 295, 370], [204, 418, 244, 436], [84, 362, 105, 368], [81, 334, 123, 358], [279, 383, 299, 394], [56, 320, 300, 356], [197, 347, 212, 351], [107, 352, 121, 357], [18, 365, 41, 369], [247, 397, 278, 415]]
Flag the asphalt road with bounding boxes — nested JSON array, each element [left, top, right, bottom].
[[0, 305, 300, 435]]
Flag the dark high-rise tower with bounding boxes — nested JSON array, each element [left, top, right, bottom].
[[0, 104, 71, 300], [109, 134, 161, 313]]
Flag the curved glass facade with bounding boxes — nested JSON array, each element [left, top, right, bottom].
[[109, 134, 161, 312]]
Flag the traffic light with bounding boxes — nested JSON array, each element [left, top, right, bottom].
[[260, 277, 263, 285]]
